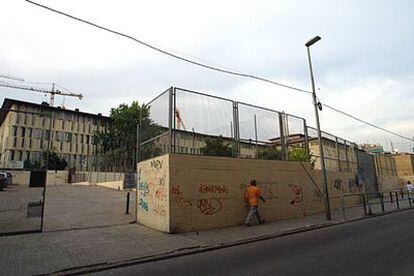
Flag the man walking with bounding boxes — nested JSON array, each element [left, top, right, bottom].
[[245, 179, 265, 226]]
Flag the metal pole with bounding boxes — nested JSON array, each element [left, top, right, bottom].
[[306, 44, 331, 220], [380, 193, 385, 213], [254, 114, 258, 151], [40, 111, 53, 232], [303, 120, 310, 161], [168, 87, 173, 154], [395, 192, 400, 210], [126, 192, 130, 214]]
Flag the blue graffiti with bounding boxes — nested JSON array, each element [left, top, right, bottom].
[[139, 181, 149, 197], [140, 198, 149, 211]]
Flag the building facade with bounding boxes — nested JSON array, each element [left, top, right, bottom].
[[0, 98, 110, 170]]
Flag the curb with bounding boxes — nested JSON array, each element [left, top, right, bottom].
[[42, 207, 414, 275]]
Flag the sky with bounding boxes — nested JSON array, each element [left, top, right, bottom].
[[0, 0, 413, 152]]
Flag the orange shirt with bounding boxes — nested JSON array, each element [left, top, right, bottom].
[[246, 186, 261, 207]]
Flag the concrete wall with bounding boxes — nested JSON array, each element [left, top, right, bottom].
[[95, 180, 124, 190], [377, 175, 401, 191], [46, 170, 68, 185], [7, 170, 30, 185], [394, 154, 414, 176], [5, 169, 68, 185], [136, 154, 362, 233], [137, 154, 408, 233], [137, 154, 170, 232]]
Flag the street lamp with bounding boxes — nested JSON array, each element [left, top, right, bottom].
[[305, 36, 332, 220]]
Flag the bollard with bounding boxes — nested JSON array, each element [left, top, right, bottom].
[[395, 192, 399, 210], [390, 192, 393, 203], [341, 194, 346, 221], [361, 194, 367, 216], [380, 193, 385, 213], [126, 192, 130, 214]]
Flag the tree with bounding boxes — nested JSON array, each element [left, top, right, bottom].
[[42, 151, 68, 170], [287, 147, 309, 162], [257, 147, 283, 160], [94, 102, 164, 171], [200, 136, 233, 157]]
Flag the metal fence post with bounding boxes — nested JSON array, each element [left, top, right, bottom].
[[390, 192, 393, 203], [303, 120, 310, 161], [361, 193, 367, 216], [395, 192, 400, 210], [380, 192, 385, 213], [168, 87, 173, 154], [341, 193, 346, 220], [278, 112, 287, 160], [126, 192, 130, 214], [409, 191, 412, 208]]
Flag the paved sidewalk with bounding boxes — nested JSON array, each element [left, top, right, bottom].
[[0, 198, 412, 276]]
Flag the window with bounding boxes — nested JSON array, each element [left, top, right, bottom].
[[10, 150, 15, 161], [21, 139, 25, 147], [29, 139, 32, 148], [28, 128, 33, 138], [83, 124, 85, 133], [24, 114, 27, 125], [62, 121, 65, 130], [60, 141, 63, 151], [21, 127, 26, 137], [42, 117, 45, 127], [86, 135, 90, 144], [27, 152, 30, 161], [13, 137, 17, 147], [74, 134, 78, 143], [80, 134, 84, 143], [13, 126, 18, 136], [18, 151, 23, 161], [66, 133, 72, 143], [75, 143, 78, 153]]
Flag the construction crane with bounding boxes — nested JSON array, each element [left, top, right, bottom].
[[175, 108, 186, 130], [0, 80, 83, 106]]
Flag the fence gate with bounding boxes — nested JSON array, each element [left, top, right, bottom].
[[0, 171, 45, 235]]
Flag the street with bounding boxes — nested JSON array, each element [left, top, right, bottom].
[[97, 209, 414, 276]]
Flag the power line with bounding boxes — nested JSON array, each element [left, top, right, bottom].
[[25, 0, 312, 95], [25, 0, 413, 143], [322, 103, 413, 142]]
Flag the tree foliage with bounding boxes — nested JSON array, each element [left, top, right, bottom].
[[94, 102, 164, 170], [200, 136, 233, 157], [43, 151, 68, 170], [257, 147, 283, 160]]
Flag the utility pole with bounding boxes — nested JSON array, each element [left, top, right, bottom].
[[305, 36, 331, 220]]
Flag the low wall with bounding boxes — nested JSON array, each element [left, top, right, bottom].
[[137, 154, 367, 233], [46, 170, 68, 185], [96, 181, 124, 190], [74, 171, 125, 184], [7, 170, 30, 185]]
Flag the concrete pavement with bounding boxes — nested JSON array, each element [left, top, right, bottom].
[[0, 196, 412, 275]]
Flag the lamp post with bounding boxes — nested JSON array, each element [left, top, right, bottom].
[[305, 36, 331, 220]]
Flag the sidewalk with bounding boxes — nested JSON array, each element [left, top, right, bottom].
[[0, 198, 412, 275]]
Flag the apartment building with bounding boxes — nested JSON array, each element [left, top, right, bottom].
[[0, 98, 110, 170]]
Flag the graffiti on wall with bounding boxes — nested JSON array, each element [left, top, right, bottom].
[[289, 184, 303, 205], [333, 179, 345, 193], [151, 159, 163, 170], [172, 184, 227, 215], [138, 158, 168, 216]]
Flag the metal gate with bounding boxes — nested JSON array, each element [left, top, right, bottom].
[[0, 171, 45, 235]]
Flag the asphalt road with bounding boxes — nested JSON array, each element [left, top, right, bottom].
[[97, 209, 414, 276]]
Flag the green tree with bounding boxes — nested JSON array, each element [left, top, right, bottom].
[[200, 136, 233, 157], [287, 147, 309, 162], [42, 151, 68, 170], [94, 102, 164, 171], [257, 147, 283, 160]]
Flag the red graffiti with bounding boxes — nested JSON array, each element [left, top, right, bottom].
[[199, 184, 228, 195], [153, 203, 166, 216], [155, 187, 167, 202], [289, 184, 303, 204], [196, 197, 222, 215], [172, 185, 192, 207]]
